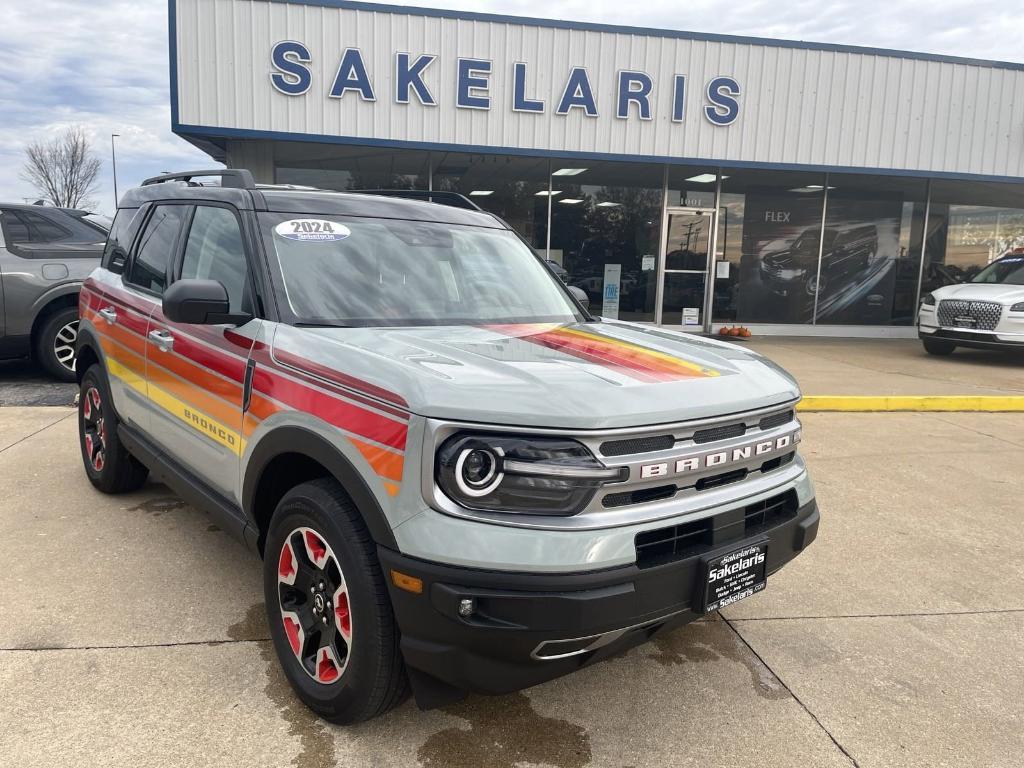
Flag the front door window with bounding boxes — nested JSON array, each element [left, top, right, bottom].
[[660, 210, 714, 329]]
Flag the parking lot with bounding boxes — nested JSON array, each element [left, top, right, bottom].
[[1, 341, 1022, 767]]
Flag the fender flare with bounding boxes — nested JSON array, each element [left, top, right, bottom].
[[242, 425, 399, 550], [31, 282, 83, 319]]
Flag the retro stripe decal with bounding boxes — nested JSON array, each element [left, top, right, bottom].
[[491, 324, 720, 381], [82, 281, 407, 492]]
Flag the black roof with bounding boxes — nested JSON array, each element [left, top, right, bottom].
[[119, 169, 504, 229]]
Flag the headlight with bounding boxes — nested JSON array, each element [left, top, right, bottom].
[[921, 293, 936, 307], [436, 433, 627, 515], [1011, 302, 1024, 312]]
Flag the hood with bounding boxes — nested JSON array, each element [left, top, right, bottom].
[[933, 283, 1024, 305], [272, 321, 800, 429]]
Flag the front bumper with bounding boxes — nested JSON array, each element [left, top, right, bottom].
[[919, 326, 1024, 350], [381, 497, 819, 704]]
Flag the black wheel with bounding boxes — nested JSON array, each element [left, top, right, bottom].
[[264, 479, 408, 724], [36, 306, 79, 382], [922, 337, 956, 356], [78, 364, 149, 493]]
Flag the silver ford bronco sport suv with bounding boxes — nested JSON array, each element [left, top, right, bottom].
[[76, 170, 819, 723]]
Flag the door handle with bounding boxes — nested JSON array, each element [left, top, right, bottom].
[[148, 329, 174, 352], [98, 306, 117, 324]]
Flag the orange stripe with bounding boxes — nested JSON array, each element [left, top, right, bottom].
[[530, 332, 675, 381], [349, 437, 405, 482], [149, 346, 244, 407], [93, 316, 147, 358], [242, 413, 261, 438], [249, 392, 282, 421], [547, 328, 711, 377], [148, 364, 242, 430], [99, 336, 146, 377]]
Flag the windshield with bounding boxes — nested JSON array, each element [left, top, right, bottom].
[[971, 256, 1024, 286], [260, 213, 584, 326]]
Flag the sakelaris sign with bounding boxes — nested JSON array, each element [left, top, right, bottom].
[[269, 42, 742, 126]]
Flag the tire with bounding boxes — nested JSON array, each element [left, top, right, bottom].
[[36, 306, 80, 382], [78, 364, 149, 493], [922, 337, 956, 356], [264, 478, 408, 724]]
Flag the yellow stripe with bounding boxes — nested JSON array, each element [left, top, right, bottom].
[[555, 327, 721, 377], [798, 396, 1024, 412], [106, 357, 246, 455]]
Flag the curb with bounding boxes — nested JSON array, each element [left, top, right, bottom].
[[798, 396, 1024, 412]]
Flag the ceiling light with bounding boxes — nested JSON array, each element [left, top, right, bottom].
[[596, 201, 621, 207], [685, 173, 718, 184], [469, 190, 494, 196], [559, 198, 584, 204], [552, 168, 588, 176], [535, 190, 561, 196], [788, 185, 835, 193]]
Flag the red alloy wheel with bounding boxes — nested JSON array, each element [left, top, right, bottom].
[[277, 526, 353, 684], [81, 386, 107, 472]]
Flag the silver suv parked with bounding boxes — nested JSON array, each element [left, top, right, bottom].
[[0, 204, 107, 380], [76, 170, 819, 723]]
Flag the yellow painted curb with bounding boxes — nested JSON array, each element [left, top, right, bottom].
[[798, 396, 1024, 412]]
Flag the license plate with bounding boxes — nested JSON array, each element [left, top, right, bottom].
[[953, 316, 976, 328], [701, 542, 768, 612]]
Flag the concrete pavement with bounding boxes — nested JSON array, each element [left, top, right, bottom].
[[1, 409, 1022, 767]]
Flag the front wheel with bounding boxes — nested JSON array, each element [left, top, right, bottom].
[[922, 337, 956, 356], [263, 479, 408, 723]]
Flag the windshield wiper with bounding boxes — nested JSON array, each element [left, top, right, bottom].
[[293, 322, 352, 329]]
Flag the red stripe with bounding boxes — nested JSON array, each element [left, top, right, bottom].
[[274, 348, 409, 410], [527, 334, 668, 382], [91, 284, 157, 318], [252, 368, 407, 451]]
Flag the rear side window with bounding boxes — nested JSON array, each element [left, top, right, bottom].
[[127, 205, 188, 295], [102, 208, 140, 268], [179, 206, 251, 313], [1, 209, 71, 244]]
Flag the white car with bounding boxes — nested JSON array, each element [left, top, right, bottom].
[[918, 251, 1024, 355]]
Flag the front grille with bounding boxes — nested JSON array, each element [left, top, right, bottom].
[[634, 490, 799, 568], [693, 423, 746, 444], [635, 517, 713, 566], [759, 410, 794, 431], [744, 491, 799, 537], [600, 434, 675, 457], [603, 484, 676, 509], [937, 300, 1002, 331]]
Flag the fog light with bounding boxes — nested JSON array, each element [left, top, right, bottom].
[[458, 598, 476, 617]]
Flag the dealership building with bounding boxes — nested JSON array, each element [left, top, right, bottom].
[[170, 0, 1024, 334]]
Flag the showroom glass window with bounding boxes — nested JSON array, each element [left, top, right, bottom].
[[549, 160, 664, 323], [921, 181, 1024, 296], [275, 142, 430, 191], [431, 152, 551, 250], [814, 174, 927, 326], [712, 170, 827, 325]]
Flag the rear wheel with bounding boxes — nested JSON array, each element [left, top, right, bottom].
[[36, 307, 79, 382], [922, 337, 956, 356], [78, 364, 149, 493], [264, 479, 407, 723]]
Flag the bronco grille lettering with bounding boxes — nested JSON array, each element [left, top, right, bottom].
[[639, 430, 799, 479]]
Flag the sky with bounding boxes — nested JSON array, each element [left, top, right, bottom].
[[1, 0, 1022, 215]]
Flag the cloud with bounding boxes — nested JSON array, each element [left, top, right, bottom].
[[1, 0, 1021, 213]]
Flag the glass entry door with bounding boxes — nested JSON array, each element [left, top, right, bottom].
[[660, 209, 714, 330]]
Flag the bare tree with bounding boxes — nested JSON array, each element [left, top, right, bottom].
[[21, 126, 102, 209]]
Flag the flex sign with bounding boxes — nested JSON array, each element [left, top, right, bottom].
[[269, 42, 742, 126]]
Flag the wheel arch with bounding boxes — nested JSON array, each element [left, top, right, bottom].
[[29, 287, 81, 347], [243, 426, 399, 555], [74, 325, 104, 384]]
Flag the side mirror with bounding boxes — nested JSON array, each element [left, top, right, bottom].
[[567, 285, 590, 311], [162, 279, 250, 325]]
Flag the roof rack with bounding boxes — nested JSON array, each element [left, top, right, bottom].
[[349, 189, 482, 211], [141, 169, 256, 189]]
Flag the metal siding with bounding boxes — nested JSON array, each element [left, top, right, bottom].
[[175, 0, 1024, 178]]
